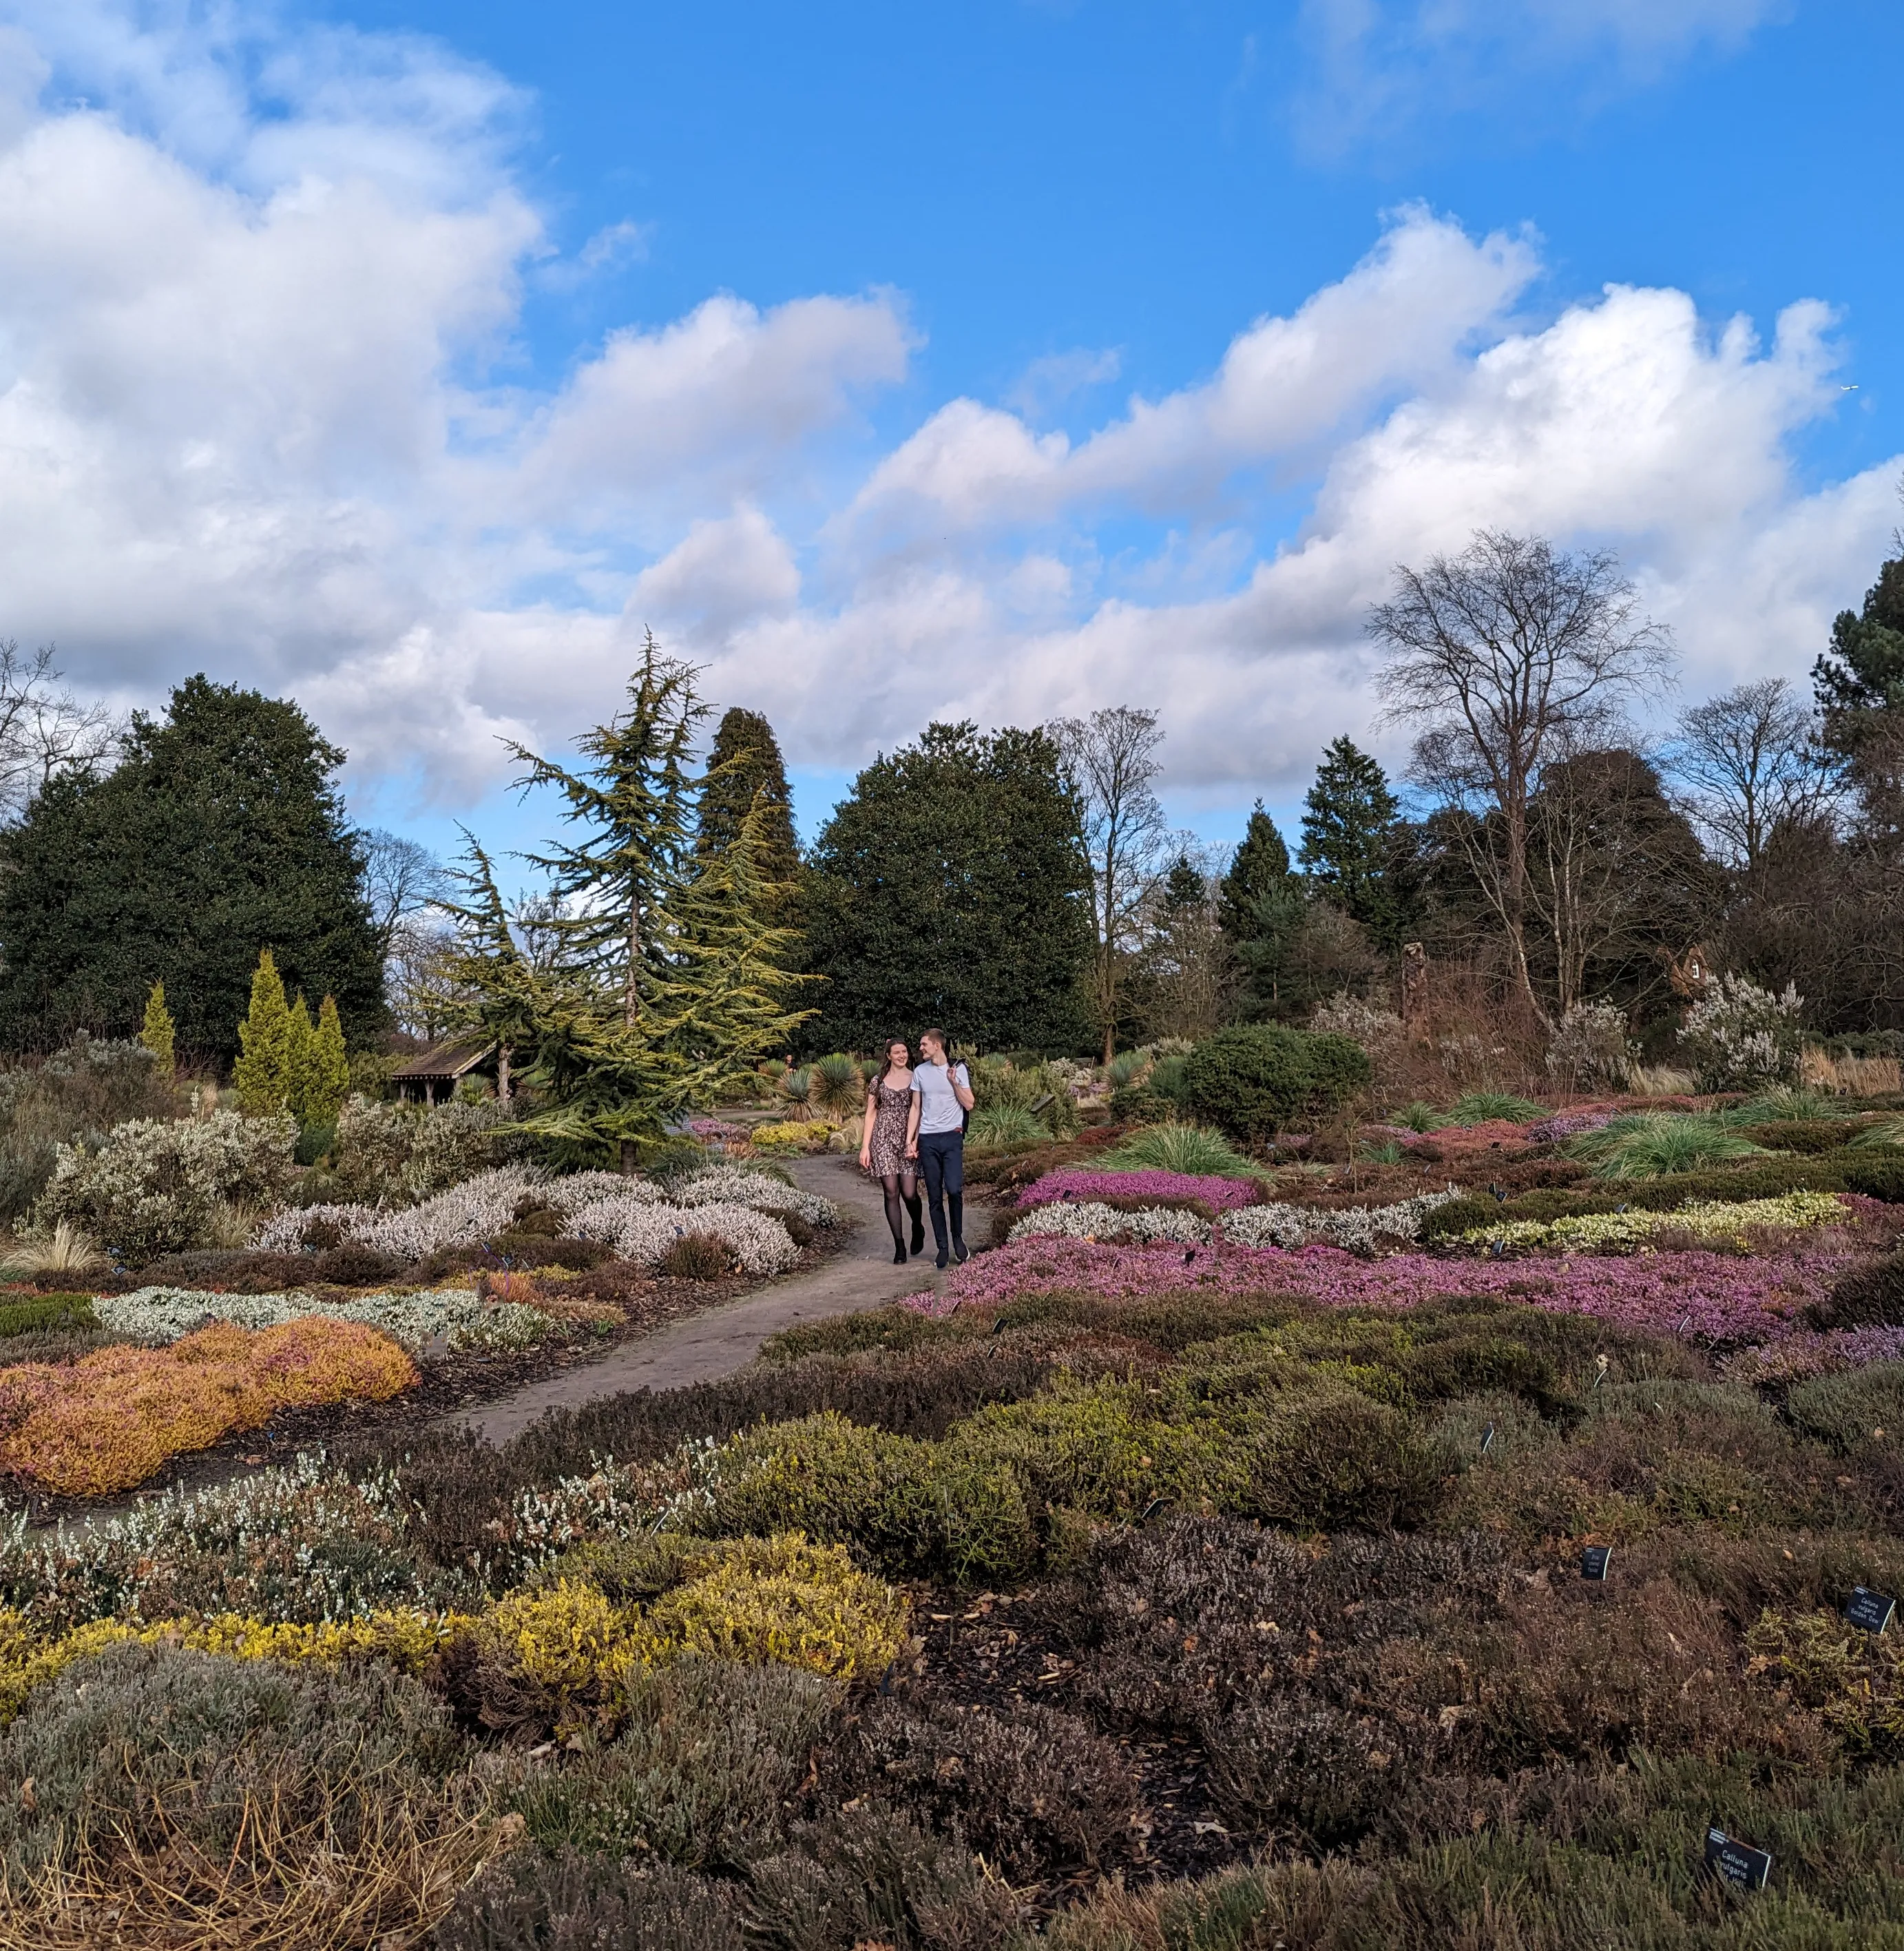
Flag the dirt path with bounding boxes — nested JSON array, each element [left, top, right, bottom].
[[452, 1156, 943, 1446]]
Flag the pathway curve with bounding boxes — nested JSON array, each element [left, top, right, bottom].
[[453, 1156, 943, 1446]]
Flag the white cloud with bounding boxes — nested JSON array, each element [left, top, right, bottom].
[[1294, 0, 1788, 154], [0, 0, 1882, 831]]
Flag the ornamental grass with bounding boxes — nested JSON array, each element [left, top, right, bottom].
[[0, 1318, 417, 1496]]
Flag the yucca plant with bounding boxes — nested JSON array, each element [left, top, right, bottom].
[[1569, 1111, 1764, 1181], [1100, 1121, 1255, 1178], [810, 1053, 865, 1122], [1445, 1091, 1546, 1127], [1107, 1050, 1151, 1089], [1849, 1114, 1904, 1150], [778, 1067, 814, 1116], [970, 1059, 1080, 1138]]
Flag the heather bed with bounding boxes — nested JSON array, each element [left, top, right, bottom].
[[0, 1265, 1899, 1946]]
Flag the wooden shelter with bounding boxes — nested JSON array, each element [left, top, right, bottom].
[[390, 1038, 497, 1106]]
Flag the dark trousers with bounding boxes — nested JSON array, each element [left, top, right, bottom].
[[916, 1129, 965, 1249]]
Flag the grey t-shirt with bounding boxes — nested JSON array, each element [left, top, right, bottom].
[[910, 1061, 969, 1136]]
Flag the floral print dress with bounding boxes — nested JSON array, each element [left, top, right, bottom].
[[866, 1078, 914, 1177]]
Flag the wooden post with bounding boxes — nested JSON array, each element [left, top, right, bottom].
[[1401, 942, 1429, 1037]]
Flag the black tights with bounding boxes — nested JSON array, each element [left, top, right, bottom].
[[881, 1173, 923, 1251]]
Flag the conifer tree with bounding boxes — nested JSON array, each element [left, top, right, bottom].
[[306, 997, 351, 1125], [233, 950, 295, 1113], [1299, 736, 1407, 946], [697, 709, 802, 887], [443, 834, 554, 1109], [1217, 803, 1306, 1014], [502, 636, 813, 1166], [285, 994, 317, 1121], [139, 980, 176, 1078]]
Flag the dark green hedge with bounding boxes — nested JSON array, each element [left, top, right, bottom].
[[1180, 1027, 1371, 1143]]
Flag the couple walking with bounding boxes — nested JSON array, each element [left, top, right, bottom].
[[858, 1028, 974, 1269]]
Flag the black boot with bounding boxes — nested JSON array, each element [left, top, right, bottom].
[[892, 1241, 908, 1264], [950, 1192, 969, 1263]]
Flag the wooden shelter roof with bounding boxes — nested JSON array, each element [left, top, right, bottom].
[[389, 1038, 496, 1083]]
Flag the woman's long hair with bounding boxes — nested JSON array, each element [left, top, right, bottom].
[[876, 1038, 912, 1087]]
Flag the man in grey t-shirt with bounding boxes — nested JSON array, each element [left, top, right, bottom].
[[905, 1027, 974, 1269]]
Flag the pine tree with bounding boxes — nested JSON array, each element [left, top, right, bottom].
[[1217, 803, 1306, 1014], [305, 996, 351, 1126], [1161, 853, 1205, 914], [443, 834, 556, 1109], [504, 637, 815, 1166], [1299, 737, 1409, 950], [233, 950, 295, 1113], [139, 980, 176, 1078]]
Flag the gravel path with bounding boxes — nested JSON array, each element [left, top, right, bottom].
[[452, 1155, 945, 1446]]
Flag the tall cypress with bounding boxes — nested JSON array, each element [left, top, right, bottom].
[[1217, 803, 1306, 1014], [698, 709, 801, 884]]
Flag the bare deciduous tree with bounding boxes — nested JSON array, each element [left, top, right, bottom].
[[1051, 706, 1171, 1064], [1667, 678, 1839, 869], [1371, 530, 1674, 1023], [360, 829, 454, 952], [0, 642, 117, 822]]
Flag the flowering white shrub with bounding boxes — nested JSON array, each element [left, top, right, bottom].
[[95, 1284, 554, 1352], [565, 1196, 799, 1275], [1678, 974, 1806, 1090], [257, 1164, 545, 1260], [30, 1110, 299, 1264], [254, 1162, 809, 1274], [1311, 992, 1405, 1050], [666, 1165, 838, 1229], [1546, 1001, 1636, 1090], [1222, 1188, 1461, 1255], [1009, 1200, 1211, 1247], [492, 1441, 719, 1580]]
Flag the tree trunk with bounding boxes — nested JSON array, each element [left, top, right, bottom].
[[496, 1045, 512, 1107], [619, 1137, 639, 1176]]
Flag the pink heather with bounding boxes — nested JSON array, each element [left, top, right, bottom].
[[1014, 1168, 1260, 1212], [919, 1234, 1865, 1349]]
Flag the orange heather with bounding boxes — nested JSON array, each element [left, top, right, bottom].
[[0, 1319, 417, 1497]]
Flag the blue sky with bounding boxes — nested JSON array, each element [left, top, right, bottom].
[[0, 1, 1896, 878]]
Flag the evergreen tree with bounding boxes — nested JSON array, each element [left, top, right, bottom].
[[306, 997, 352, 1127], [139, 981, 176, 1078], [442, 835, 549, 1109], [233, 950, 295, 1113], [1216, 803, 1306, 1014], [697, 709, 802, 888], [1299, 735, 1409, 948], [802, 722, 1093, 1053], [1161, 853, 1205, 913], [0, 677, 384, 1058], [284, 994, 317, 1120], [1815, 554, 1904, 738], [503, 638, 813, 1165]]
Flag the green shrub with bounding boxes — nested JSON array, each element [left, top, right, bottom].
[[1180, 1025, 1370, 1142], [966, 1102, 1049, 1149], [1237, 1385, 1445, 1532], [1836, 1152, 1904, 1201], [1737, 1118, 1854, 1154], [707, 1412, 1038, 1581], [0, 1291, 96, 1339], [1787, 1363, 1904, 1453], [1108, 1083, 1176, 1125]]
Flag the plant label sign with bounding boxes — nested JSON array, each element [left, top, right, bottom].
[[1845, 1587, 1896, 1634], [1580, 1546, 1613, 1582], [1480, 1423, 1496, 1457], [1704, 1827, 1772, 1892]]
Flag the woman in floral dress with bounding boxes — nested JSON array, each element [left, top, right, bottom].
[[860, 1038, 925, 1262]]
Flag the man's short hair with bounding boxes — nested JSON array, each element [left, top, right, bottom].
[[919, 1027, 948, 1052]]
